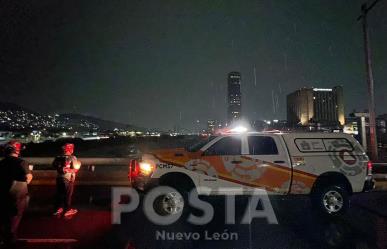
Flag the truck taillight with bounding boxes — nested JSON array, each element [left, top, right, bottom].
[[129, 159, 140, 180], [367, 161, 373, 175]]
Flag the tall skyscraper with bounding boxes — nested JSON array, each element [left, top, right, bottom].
[[287, 86, 345, 127], [227, 72, 242, 124]]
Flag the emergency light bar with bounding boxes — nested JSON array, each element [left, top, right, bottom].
[[229, 126, 248, 133]]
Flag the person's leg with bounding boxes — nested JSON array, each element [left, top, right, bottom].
[[0, 196, 6, 243], [66, 181, 74, 210], [63, 179, 78, 217], [10, 195, 28, 240], [55, 178, 61, 210], [2, 214, 15, 246], [54, 178, 65, 214], [0, 195, 17, 246], [0, 213, 9, 245]]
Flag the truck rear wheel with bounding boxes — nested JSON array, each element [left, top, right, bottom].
[[312, 185, 349, 216]]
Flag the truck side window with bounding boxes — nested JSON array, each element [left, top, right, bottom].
[[248, 136, 278, 155], [204, 136, 241, 156]]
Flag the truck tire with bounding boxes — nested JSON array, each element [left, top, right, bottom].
[[312, 185, 349, 216], [154, 173, 195, 216], [154, 188, 186, 216]]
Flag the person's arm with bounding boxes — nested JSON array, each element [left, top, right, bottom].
[[67, 156, 81, 173], [72, 156, 81, 170], [21, 160, 33, 184], [26, 173, 33, 184]]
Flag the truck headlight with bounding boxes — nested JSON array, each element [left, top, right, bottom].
[[139, 162, 154, 176]]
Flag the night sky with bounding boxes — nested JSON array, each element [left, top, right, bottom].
[[1, 0, 386, 130]]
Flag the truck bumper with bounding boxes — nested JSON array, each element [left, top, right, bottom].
[[131, 176, 159, 192], [362, 175, 375, 192]]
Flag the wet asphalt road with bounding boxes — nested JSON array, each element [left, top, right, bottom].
[[18, 185, 387, 249]]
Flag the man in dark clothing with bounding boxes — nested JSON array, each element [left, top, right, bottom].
[[52, 143, 81, 218], [0, 141, 32, 247]]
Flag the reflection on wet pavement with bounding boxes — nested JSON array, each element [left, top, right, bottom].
[[19, 186, 387, 249], [108, 194, 385, 249]]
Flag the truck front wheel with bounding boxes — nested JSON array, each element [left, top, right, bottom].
[[154, 189, 185, 216], [312, 185, 349, 216]]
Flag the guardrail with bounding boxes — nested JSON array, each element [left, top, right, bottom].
[[373, 163, 387, 181], [24, 157, 135, 166], [373, 163, 387, 174], [23, 157, 134, 186]]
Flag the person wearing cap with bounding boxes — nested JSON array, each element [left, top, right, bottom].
[[52, 143, 81, 217], [0, 141, 32, 247]]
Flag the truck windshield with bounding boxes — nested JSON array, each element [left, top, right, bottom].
[[186, 136, 217, 152]]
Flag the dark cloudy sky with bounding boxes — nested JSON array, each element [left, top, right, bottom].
[[1, 0, 386, 130]]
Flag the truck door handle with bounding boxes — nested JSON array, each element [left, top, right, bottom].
[[231, 160, 242, 164], [274, 160, 285, 164]]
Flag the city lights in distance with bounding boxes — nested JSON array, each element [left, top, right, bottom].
[[313, 88, 332, 92]]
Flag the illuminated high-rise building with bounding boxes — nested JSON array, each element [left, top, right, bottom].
[[287, 86, 345, 127], [227, 72, 242, 124]]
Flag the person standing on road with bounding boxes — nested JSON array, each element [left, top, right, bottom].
[[52, 143, 81, 218], [0, 141, 33, 247]]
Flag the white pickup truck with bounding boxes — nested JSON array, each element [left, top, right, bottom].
[[129, 132, 374, 216]]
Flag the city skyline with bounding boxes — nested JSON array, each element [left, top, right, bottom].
[[1, 0, 386, 130]]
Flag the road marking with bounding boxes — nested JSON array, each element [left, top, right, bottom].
[[18, 238, 78, 244], [31, 180, 130, 186]]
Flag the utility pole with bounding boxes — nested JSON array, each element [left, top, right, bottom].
[[357, 0, 381, 161]]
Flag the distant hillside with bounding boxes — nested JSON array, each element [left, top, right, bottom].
[[0, 102, 142, 131], [59, 113, 142, 131]]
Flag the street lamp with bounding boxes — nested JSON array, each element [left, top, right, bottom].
[[357, 0, 382, 161]]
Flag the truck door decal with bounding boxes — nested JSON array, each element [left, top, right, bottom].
[[152, 152, 318, 193], [222, 156, 265, 182], [185, 159, 218, 178], [327, 139, 363, 176]]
